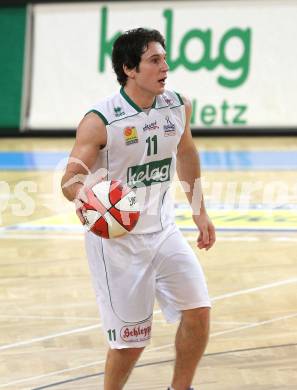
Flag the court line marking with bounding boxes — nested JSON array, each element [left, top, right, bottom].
[[211, 277, 297, 301], [2, 150, 297, 171], [148, 312, 297, 353], [0, 315, 99, 321], [0, 233, 84, 240], [2, 232, 297, 242], [0, 315, 254, 326], [210, 313, 297, 337], [0, 359, 107, 389], [30, 342, 297, 390], [1, 312, 296, 389], [0, 309, 162, 351], [1, 277, 296, 352], [0, 324, 102, 351]]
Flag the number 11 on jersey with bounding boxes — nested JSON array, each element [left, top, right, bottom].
[[146, 135, 158, 156]]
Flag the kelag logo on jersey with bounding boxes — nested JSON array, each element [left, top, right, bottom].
[[127, 158, 172, 187], [99, 7, 251, 88]]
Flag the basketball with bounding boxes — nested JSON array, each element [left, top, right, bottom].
[[81, 180, 140, 238]]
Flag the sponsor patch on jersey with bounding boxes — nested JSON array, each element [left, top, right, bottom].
[[163, 115, 176, 136], [143, 120, 159, 131], [127, 158, 172, 187], [120, 321, 152, 342], [124, 126, 138, 145]]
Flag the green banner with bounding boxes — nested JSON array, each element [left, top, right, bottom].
[[0, 7, 26, 132]]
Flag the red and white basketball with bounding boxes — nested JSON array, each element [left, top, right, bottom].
[[81, 180, 140, 239]]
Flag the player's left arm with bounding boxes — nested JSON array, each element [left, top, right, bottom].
[[176, 95, 216, 250]]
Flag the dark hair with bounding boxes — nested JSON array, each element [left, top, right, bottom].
[[112, 28, 166, 86]]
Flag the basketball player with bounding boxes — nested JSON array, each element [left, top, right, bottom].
[[61, 28, 215, 390]]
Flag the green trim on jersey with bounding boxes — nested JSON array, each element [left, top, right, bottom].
[[154, 104, 183, 110], [175, 92, 184, 106], [85, 109, 109, 125], [109, 111, 142, 125], [152, 96, 157, 108], [120, 87, 156, 112], [120, 87, 142, 112]]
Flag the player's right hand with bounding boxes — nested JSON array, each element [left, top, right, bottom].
[[74, 185, 88, 224]]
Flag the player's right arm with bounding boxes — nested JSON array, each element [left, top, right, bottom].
[[61, 113, 107, 221]]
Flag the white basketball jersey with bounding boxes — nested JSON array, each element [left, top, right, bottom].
[[87, 87, 185, 234]]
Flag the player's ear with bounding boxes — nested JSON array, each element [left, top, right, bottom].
[[123, 64, 136, 79]]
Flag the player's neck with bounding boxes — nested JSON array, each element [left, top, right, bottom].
[[123, 85, 155, 110]]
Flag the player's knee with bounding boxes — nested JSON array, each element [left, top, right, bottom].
[[110, 346, 145, 359], [181, 307, 210, 340]]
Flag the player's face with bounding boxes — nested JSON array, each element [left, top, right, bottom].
[[135, 41, 169, 96]]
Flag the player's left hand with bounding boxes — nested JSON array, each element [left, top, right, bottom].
[[193, 212, 216, 250]]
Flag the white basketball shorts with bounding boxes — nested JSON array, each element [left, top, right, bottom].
[[84, 223, 211, 349]]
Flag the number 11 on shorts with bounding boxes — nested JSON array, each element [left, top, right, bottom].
[[107, 328, 116, 341]]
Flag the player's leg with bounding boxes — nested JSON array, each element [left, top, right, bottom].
[[155, 225, 211, 390], [85, 232, 155, 388], [171, 307, 210, 390], [104, 347, 145, 390]]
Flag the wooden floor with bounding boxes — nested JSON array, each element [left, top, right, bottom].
[[0, 137, 297, 389]]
